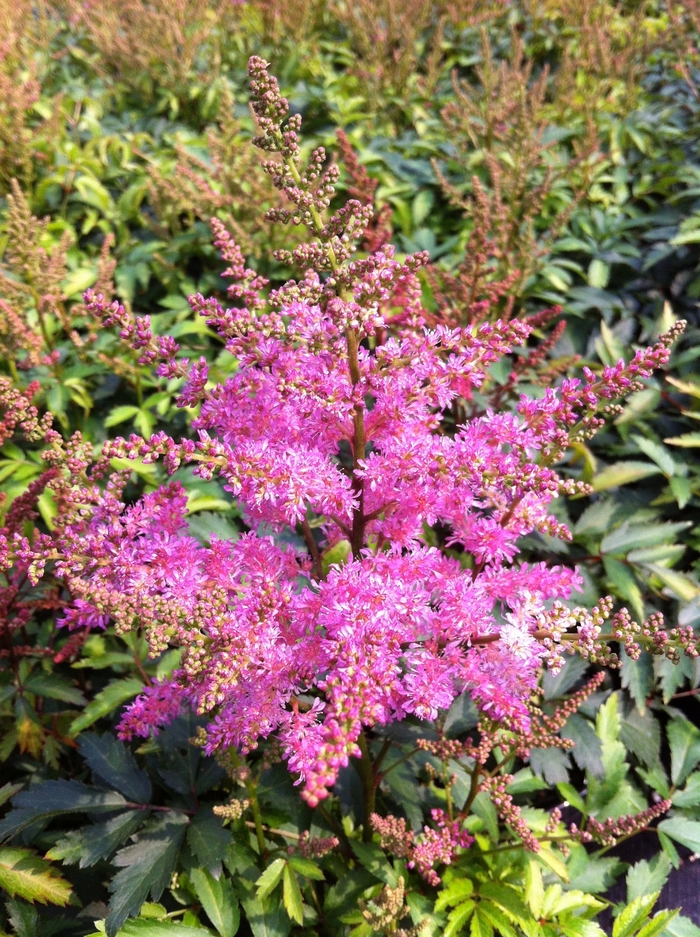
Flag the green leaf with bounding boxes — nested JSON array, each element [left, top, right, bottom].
[[0, 782, 23, 808], [478, 882, 529, 927], [626, 854, 672, 903], [478, 901, 517, 937], [190, 868, 239, 937], [658, 817, 700, 852], [102, 920, 216, 935], [350, 840, 398, 885], [321, 539, 351, 574], [613, 893, 660, 937], [631, 436, 675, 477], [588, 259, 610, 289], [47, 810, 144, 868], [255, 858, 286, 901], [435, 878, 474, 911], [662, 914, 700, 937], [69, 678, 144, 735], [444, 900, 475, 937], [603, 556, 644, 621], [591, 462, 662, 491], [282, 864, 303, 925], [601, 521, 691, 556], [106, 812, 189, 937], [664, 433, 700, 447], [61, 266, 97, 298], [542, 655, 589, 700], [287, 856, 324, 880], [0, 780, 128, 842], [644, 564, 700, 601], [620, 650, 654, 714], [672, 772, 700, 808], [668, 718, 700, 786], [636, 910, 678, 937], [0, 847, 72, 905], [5, 898, 38, 937], [620, 707, 660, 767], [186, 810, 232, 878], [658, 830, 681, 869], [470, 905, 494, 937], [562, 714, 603, 777], [104, 406, 140, 428], [556, 782, 586, 814], [240, 890, 291, 937], [78, 734, 152, 803], [22, 673, 86, 707]]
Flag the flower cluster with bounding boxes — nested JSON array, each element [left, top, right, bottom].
[[0, 59, 689, 819], [371, 810, 472, 886]]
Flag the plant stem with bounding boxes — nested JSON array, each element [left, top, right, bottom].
[[356, 730, 377, 842]]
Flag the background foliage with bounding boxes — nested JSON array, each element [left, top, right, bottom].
[[2, 0, 700, 934]]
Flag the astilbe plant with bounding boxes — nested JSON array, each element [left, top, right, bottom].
[[0, 59, 693, 883], [436, 28, 601, 298]]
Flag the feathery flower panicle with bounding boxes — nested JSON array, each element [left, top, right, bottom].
[[0, 59, 688, 819]]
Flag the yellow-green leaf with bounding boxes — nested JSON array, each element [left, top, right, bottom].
[[0, 847, 72, 905]]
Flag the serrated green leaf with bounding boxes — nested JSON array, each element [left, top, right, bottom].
[[644, 564, 700, 601], [620, 650, 654, 713], [282, 864, 303, 925], [190, 868, 239, 937], [613, 893, 660, 937], [444, 900, 475, 937], [664, 433, 700, 447], [255, 859, 286, 901], [78, 734, 152, 803], [69, 678, 144, 735], [631, 436, 675, 477], [106, 812, 189, 937], [636, 910, 678, 937], [22, 673, 86, 707], [186, 810, 231, 878], [287, 855, 324, 880], [626, 854, 672, 904], [479, 901, 517, 937], [478, 882, 529, 927], [104, 406, 140, 428], [5, 897, 38, 937], [662, 914, 700, 937], [672, 772, 700, 808], [0, 780, 128, 842], [0, 848, 72, 905], [47, 810, 144, 868], [470, 905, 494, 937], [592, 462, 662, 491], [658, 817, 700, 852], [601, 522, 691, 556], [350, 840, 398, 885], [435, 879, 474, 911], [562, 714, 603, 777], [668, 718, 700, 786]]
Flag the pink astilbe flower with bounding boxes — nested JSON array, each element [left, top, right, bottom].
[[0, 59, 687, 813]]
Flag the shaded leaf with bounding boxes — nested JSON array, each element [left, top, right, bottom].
[[78, 734, 152, 804], [107, 812, 189, 937], [0, 781, 128, 842]]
